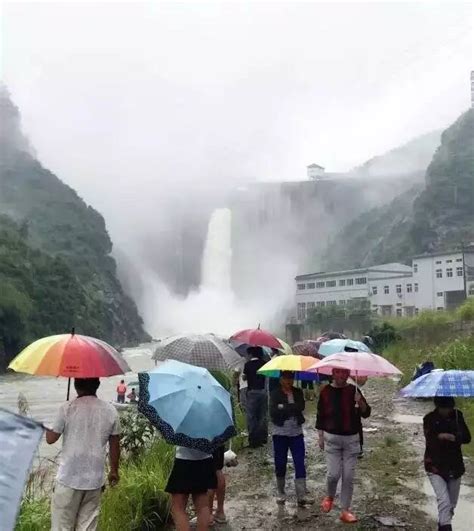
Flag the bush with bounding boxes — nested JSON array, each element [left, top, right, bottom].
[[457, 297, 474, 321], [119, 408, 155, 459]]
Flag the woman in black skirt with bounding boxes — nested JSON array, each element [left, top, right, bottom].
[[166, 446, 217, 530]]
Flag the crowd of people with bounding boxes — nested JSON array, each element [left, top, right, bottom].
[[43, 347, 471, 531]]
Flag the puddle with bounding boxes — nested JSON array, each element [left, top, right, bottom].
[[407, 477, 474, 531], [393, 413, 423, 424]]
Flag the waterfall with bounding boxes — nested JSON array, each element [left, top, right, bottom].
[[201, 208, 232, 293]]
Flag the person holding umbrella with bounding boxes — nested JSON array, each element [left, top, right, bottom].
[[316, 368, 371, 524], [270, 370, 310, 506], [46, 378, 121, 531], [243, 346, 268, 448], [423, 397, 471, 531]]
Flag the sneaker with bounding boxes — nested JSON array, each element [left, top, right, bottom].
[[340, 510, 358, 523], [320, 496, 334, 513]]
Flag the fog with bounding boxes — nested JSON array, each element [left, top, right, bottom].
[[1, 2, 472, 337]]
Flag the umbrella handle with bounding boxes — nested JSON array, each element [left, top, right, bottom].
[[354, 372, 360, 409], [66, 378, 71, 401]]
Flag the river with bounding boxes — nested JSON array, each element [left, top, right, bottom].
[[0, 344, 156, 460]]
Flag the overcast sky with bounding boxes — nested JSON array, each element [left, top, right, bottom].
[[1, 1, 473, 218]]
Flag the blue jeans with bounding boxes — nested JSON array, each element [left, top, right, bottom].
[[273, 434, 306, 479]]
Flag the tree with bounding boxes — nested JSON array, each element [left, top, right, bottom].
[[0, 282, 31, 369]]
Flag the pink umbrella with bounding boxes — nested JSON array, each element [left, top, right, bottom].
[[308, 351, 402, 377]]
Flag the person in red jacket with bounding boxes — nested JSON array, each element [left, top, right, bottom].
[[423, 397, 471, 531]]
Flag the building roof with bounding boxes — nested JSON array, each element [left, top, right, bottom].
[[295, 262, 412, 281], [412, 246, 474, 260], [307, 163, 325, 169]]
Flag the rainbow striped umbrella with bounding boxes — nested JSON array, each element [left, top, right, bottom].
[[8, 332, 130, 398]]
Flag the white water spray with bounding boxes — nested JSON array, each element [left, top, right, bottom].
[[201, 208, 232, 292]]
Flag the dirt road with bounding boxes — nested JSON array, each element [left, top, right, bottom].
[[218, 380, 473, 530]]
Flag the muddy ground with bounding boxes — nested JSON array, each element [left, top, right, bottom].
[[216, 380, 473, 531]]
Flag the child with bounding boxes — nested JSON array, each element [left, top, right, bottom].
[[165, 446, 216, 531]]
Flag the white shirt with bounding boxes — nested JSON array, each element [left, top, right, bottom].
[[175, 446, 211, 460], [52, 396, 120, 490]]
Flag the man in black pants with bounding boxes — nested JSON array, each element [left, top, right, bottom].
[[243, 347, 268, 448]]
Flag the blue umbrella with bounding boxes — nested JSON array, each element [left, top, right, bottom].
[[138, 360, 236, 453], [400, 369, 474, 398], [318, 338, 372, 357]]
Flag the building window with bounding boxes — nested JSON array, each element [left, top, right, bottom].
[[456, 258, 463, 262], [406, 284, 413, 293], [436, 260, 442, 265], [414, 283, 419, 292], [355, 277, 367, 285], [396, 302, 402, 306], [396, 284, 402, 294], [456, 267, 463, 277], [437, 292, 443, 297], [326, 280, 336, 287], [307, 283, 315, 289], [339, 279, 346, 286], [436, 269, 442, 278], [446, 259, 452, 263], [297, 302, 306, 320], [415, 308, 419, 315], [413, 263, 418, 273], [339, 300, 346, 305], [347, 279, 354, 286], [372, 286, 378, 295], [307, 302, 315, 309], [327, 300, 337, 306], [446, 268, 453, 278], [297, 283, 306, 290], [437, 307, 444, 311], [469, 285, 474, 295], [316, 281, 325, 288], [384, 285, 390, 294], [396, 308, 402, 317]]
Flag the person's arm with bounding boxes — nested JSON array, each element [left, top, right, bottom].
[[316, 387, 326, 449], [355, 389, 371, 418], [108, 435, 120, 486], [455, 411, 472, 445], [291, 388, 305, 414], [46, 404, 66, 445]]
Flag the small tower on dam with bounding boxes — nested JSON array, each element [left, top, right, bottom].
[[307, 163, 325, 180]]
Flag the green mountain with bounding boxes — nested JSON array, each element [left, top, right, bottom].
[[324, 109, 473, 270], [0, 87, 149, 367]]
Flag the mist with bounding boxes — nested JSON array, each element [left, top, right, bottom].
[[1, 2, 472, 337]]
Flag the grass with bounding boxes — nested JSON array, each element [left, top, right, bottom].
[[16, 438, 174, 531], [383, 335, 474, 458]]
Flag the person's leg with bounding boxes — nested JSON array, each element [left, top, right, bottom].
[[428, 474, 455, 527], [171, 493, 190, 531], [290, 434, 309, 505], [192, 492, 211, 531], [51, 483, 83, 531], [75, 488, 102, 531], [447, 477, 462, 517], [324, 433, 343, 500], [340, 434, 360, 512], [246, 391, 258, 447], [273, 435, 289, 502], [214, 470, 226, 521]]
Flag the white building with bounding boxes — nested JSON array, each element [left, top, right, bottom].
[[295, 248, 474, 321], [307, 163, 325, 180]]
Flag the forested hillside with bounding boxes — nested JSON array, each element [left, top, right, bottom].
[[0, 87, 149, 368], [323, 109, 474, 270]]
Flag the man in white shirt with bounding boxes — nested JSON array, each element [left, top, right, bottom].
[[46, 378, 121, 531]]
